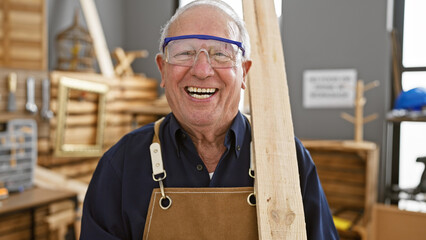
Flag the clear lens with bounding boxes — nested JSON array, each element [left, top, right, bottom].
[[165, 38, 241, 68]]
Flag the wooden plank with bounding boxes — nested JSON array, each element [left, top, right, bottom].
[[321, 181, 365, 197], [50, 159, 98, 178], [310, 151, 366, 169], [317, 169, 365, 185], [242, 0, 306, 239], [0, 229, 30, 240], [50, 87, 157, 101], [0, 212, 31, 235], [50, 124, 131, 146], [37, 154, 96, 167], [326, 194, 365, 209], [79, 0, 115, 77], [34, 166, 88, 203]]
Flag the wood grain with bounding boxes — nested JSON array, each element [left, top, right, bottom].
[[243, 0, 307, 239]]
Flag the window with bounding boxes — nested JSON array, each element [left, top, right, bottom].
[[393, 0, 426, 211]]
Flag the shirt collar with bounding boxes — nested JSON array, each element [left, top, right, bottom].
[[167, 111, 250, 159], [229, 111, 250, 158]]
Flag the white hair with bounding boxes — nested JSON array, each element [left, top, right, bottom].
[[158, 0, 251, 60]]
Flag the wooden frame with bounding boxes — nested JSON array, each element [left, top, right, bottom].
[[54, 76, 108, 157]]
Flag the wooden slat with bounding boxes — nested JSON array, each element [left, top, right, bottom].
[[321, 181, 365, 197], [243, 0, 306, 239], [317, 169, 365, 185], [37, 154, 96, 167], [79, 0, 115, 77], [0, 212, 31, 235], [310, 151, 366, 171], [326, 194, 365, 209], [50, 158, 98, 178]]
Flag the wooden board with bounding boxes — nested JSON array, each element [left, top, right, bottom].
[[242, 0, 307, 239], [79, 0, 115, 77]]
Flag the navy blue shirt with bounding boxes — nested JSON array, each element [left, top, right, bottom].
[[80, 112, 338, 239]]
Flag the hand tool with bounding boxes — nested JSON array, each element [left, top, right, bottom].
[[7, 73, 17, 112], [25, 76, 38, 114], [41, 78, 53, 119]]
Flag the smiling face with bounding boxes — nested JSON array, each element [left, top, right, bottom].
[[156, 5, 251, 130]]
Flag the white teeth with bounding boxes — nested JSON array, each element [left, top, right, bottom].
[[189, 93, 211, 99], [187, 87, 216, 96]]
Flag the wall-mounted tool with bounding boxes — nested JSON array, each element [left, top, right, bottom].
[[41, 78, 54, 120], [25, 76, 38, 114], [7, 72, 17, 112]]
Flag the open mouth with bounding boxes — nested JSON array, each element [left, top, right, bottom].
[[185, 86, 217, 99]]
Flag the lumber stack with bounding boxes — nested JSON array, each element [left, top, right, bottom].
[[0, 200, 75, 240], [37, 71, 158, 184], [0, 0, 47, 70], [302, 140, 379, 240]]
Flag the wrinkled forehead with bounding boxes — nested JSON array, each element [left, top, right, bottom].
[[168, 5, 240, 42]]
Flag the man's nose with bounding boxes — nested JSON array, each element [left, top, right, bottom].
[[190, 49, 214, 79]]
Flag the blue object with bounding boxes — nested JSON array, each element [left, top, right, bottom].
[[394, 87, 426, 111], [162, 34, 245, 56]]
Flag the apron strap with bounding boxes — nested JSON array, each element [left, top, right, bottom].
[[242, 114, 255, 179], [149, 114, 256, 209], [150, 117, 171, 209]]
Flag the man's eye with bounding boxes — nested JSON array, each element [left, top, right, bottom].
[[213, 52, 232, 61], [175, 51, 195, 57]]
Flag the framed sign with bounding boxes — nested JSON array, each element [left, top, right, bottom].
[[303, 69, 357, 108]]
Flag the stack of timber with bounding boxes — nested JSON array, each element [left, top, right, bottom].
[[0, 0, 47, 70], [0, 199, 76, 240], [0, 206, 49, 240], [37, 71, 158, 184], [302, 140, 379, 240]]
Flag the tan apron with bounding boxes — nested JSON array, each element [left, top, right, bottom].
[[142, 118, 258, 240]]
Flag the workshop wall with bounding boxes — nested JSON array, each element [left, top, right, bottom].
[[281, 0, 391, 147]]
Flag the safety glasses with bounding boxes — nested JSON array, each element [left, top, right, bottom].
[[162, 35, 245, 68]]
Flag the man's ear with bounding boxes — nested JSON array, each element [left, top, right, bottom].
[[241, 60, 252, 89], [156, 54, 166, 88]]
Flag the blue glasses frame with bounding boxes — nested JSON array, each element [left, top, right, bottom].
[[162, 34, 246, 57]]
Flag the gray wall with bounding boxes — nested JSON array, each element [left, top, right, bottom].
[[281, 0, 391, 146], [48, 0, 125, 72], [123, 0, 174, 83], [47, 0, 391, 148]]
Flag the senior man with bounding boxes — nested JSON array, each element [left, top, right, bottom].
[[80, 1, 338, 239]]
